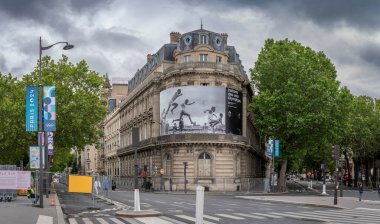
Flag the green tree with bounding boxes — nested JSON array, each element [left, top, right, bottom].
[[340, 96, 379, 186], [0, 73, 34, 165], [250, 39, 351, 190], [21, 55, 107, 171]]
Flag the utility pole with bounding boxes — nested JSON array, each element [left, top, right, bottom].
[[132, 128, 140, 211], [333, 145, 340, 205]]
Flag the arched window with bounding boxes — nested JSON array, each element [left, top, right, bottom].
[[198, 152, 211, 176]]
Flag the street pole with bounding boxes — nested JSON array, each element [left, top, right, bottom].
[[184, 162, 187, 193], [132, 128, 140, 211], [334, 166, 338, 205], [38, 37, 44, 208], [37, 37, 73, 208]]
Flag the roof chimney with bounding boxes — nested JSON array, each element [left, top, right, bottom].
[[170, 32, 181, 44], [221, 33, 228, 44], [147, 54, 154, 62]]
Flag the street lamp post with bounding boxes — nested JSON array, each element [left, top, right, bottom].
[[38, 37, 73, 208]]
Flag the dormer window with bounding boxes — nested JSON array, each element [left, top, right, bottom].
[[216, 56, 222, 63], [201, 35, 207, 44]]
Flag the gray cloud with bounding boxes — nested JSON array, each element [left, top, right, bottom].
[[0, 0, 379, 98]]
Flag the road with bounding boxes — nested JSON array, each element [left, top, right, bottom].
[[56, 183, 380, 224]]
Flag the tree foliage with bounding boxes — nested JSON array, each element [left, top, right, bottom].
[[250, 39, 351, 188], [0, 55, 107, 170]]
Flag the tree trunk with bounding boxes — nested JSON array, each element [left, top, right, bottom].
[[278, 160, 287, 192]]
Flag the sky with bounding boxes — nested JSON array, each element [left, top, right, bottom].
[[0, 0, 379, 98]]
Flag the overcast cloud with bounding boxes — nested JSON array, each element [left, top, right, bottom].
[[0, 0, 379, 98]]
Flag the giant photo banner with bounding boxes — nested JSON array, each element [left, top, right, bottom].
[[160, 86, 242, 135]]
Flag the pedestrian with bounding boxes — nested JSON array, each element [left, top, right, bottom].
[[358, 182, 363, 201], [112, 180, 116, 191], [378, 184, 380, 200]]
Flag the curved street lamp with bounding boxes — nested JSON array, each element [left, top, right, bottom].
[[38, 37, 74, 208]]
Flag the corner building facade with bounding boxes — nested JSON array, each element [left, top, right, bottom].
[[118, 28, 265, 191]]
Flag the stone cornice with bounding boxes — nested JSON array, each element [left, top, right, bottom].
[[117, 134, 262, 157]]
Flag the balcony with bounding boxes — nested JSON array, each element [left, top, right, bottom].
[[164, 62, 239, 75]]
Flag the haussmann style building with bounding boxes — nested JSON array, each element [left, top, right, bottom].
[[111, 27, 266, 191]]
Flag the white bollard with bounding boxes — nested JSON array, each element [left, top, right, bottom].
[[196, 186, 205, 224], [134, 189, 140, 211], [310, 180, 313, 189]]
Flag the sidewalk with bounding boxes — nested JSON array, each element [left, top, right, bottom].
[[236, 194, 380, 209], [0, 191, 65, 224]]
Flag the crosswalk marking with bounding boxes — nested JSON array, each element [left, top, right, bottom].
[[63, 208, 380, 224], [109, 218, 125, 224], [136, 217, 172, 224], [82, 218, 93, 224], [36, 215, 53, 224], [120, 217, 141, 224], [251, 212, 282, 218], [96, 218, 109, 224], [160, 216, 188, 224], [215, 213, 245, 220], [234, 213, 266, 219], [203, 215, 220, 221], [175, 214, 216, 224], [68, 218, 78, 224]]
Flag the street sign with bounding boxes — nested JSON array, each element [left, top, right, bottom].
[[160, 168, 165, 175]]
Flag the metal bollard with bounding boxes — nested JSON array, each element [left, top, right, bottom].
[[196, 186, 205, 224]]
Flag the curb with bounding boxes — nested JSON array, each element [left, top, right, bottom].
[[115, 210, 162, 218], [53, 189, 65, 224]]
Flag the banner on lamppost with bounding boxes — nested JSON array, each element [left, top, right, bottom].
[[26, 86, 38, 132], [47, 132, 54, 155], [29, 146, 44, 169], [267, 139, 273, 157], [275, 139, 280, 157], [43, 86, 56, 131]]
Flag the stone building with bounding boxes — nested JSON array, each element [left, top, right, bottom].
[[115, 27, 265, 191]]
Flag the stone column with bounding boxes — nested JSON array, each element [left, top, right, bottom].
[[152, 89, 161, 137], [242, 88, 247, 137]]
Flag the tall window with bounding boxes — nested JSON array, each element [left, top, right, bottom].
[[184, 55, 191, 63], [200, 35, 207, 44], [164, 154, 172, 177], [216, 56, 222, 63], [200, 54, 208, 62], [198, 152, 211, 176]]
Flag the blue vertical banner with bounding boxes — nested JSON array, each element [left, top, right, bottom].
[[26, 86, 38, 131], [275, 139, 280, 157], [267, 139, 273, 157], [43, 86, 56, 131]]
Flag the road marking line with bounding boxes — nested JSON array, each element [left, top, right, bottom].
[[120, 217, 142, 224], [356, 207, 380, 211], [110, 218, 125, 224], [136, 217, 172, 224], [215, 214, 245, 220], [204, 215, 220, 221], [82, 218, 93, 224], [251, 213, 281, 218], [96, 218, 109, 224], [234, 213, 266, 219], [68, 218, 78, 224], [36, 215, 53, 224], [175, 215, 216, 224], [160, 216, 188, 224]]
